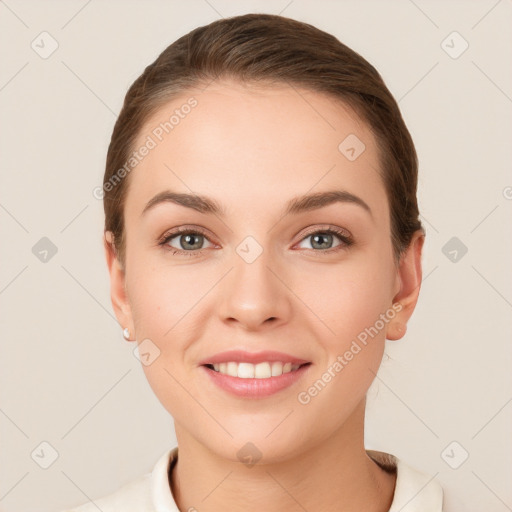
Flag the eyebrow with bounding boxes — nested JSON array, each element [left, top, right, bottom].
[[141, 189, 372, 218]]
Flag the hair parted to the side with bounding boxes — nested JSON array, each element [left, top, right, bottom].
[[103, 13, 423, 270]]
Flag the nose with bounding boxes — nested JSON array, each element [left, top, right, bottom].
[[217, 250, 292, 332]]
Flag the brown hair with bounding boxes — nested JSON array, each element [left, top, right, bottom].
[[103, 13, 423, 269]]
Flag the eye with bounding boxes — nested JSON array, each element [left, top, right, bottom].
[[158, 225, 354, 257], [159, 227, 214, 256], [296, 227, 353, 253]]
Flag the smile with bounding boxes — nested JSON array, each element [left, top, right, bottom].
[[205, 361, 305, 378], [200, 355, 312, 398]]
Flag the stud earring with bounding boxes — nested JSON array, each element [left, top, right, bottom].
[[123, 327, 131, 341], [394, 323, 407, 337]]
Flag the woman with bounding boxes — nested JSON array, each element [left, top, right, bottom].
[[65, 13, 443, 512]]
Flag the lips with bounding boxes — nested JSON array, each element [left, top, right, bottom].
[[198, 350, 310, 366], [201, 363, 311, 398], [199, 350, 312, 398]]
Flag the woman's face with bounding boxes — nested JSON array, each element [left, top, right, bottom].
[[108, 79, 416, 462]]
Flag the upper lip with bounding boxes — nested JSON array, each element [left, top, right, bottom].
[[198, 350, 310, 366]]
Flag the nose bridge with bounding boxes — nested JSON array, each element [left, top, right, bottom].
[[217, 240, 290, 329]]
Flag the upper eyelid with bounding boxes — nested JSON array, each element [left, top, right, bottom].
[[300, 224, 351, 238]]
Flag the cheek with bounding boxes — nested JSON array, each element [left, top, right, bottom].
[[125, 260, 212, 399], [126, 256, 209, 339], [128, 269, 198, 418], [296, 252, 395, 349], [293, 256, 394, 429]]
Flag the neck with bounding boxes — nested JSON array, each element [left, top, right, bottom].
[[170, 400, 396, 512]]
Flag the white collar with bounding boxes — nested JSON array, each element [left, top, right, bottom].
[[368, 450, 443, 511]]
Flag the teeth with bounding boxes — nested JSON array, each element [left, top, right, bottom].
[[227, 361, 238, 377], [255, 362, 271, 378], [238, 362, 255, 378], [210, 361, 302, 378]]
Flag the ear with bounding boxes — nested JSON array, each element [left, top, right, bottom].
[[104, 231, 134, 341], [386, 230, 425, 341]]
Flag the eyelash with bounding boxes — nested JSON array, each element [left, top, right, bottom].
[[158, 225, 354, 257]]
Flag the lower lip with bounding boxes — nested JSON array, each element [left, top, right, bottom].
[[201, 364, 311, 398]]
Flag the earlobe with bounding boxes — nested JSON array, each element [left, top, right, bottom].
[[386, 317, 407, 341], [104, 231, 134, 339], [386, 231, 425, 341]]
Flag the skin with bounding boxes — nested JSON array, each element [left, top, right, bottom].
[[104, 78, 424, 511]]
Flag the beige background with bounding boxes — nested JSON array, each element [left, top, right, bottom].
[[0, 1, 511, 511]]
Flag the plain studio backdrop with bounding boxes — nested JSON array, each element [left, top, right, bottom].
[[0, 1, 511, 511]]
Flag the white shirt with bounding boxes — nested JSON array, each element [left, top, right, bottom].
[[63, 447, 443, 511]]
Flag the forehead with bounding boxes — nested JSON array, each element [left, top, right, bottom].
[[125, 79, 388, 224]]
